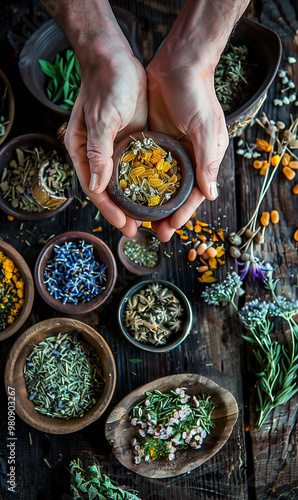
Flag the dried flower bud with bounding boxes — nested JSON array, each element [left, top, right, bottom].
[[240, 252, 250, 262], [229, 246, 241, 258], [228, 232, 242, 246], [244, 229, 254, 239], [283, 130, 296, 142]]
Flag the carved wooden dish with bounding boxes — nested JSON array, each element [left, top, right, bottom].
[[5, 318, 117, 434], [105, 373, 238, 478], [0, 240, 34, 341]]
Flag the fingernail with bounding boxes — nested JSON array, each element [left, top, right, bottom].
[[210, 181, 218, 199], [89, 173, 100, 191], [136, 220, 142, 227]]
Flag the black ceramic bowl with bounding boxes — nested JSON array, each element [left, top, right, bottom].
[[118, 279, 193, 353], [226, 17, 281, 137], [108, 131, 194, 222], [0, 133, 74, 220]]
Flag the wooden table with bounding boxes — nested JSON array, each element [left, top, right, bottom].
[[0, 1, 297, 499]]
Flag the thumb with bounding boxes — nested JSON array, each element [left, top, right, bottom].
[[86, 118, 117, 193], [189, 116, 229, 201]]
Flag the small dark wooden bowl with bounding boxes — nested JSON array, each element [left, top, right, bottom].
[[0, 240, 34, 341], [5, 318, 117, 434], [226, 17, 282, 137], [105, 373, 238, 477], [0, 69, 15, 146], [108, 131, 194, 221], [118, 279, 193, 352], [0, 133, 74, 220], [34, 231, 117, 314], [118, 228, 164, 275]]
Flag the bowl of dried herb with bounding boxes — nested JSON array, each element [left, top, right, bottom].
[[118, 279, 193, 352], [105, 373, 238, 477], [118, 227, 164, 275], [0, 69, 15, 146], [108, 131, 194, 222], [34, 231, 117, 314], [0, 240, 34, 341], [0, 133, 75, 220], [5, 317, 117, 434], [224, 17, 282, 137]]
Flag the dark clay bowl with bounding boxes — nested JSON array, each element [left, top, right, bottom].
[[108, 131, 194, 222], [0, 240, 34, 341], [18, 11, 143, 119], [118, 227, 164, 275], [0, 133, 74, 220], [118, 279, 193, 353], [226, 17, 281, 137], [5, 318, 117, 434], [34, 231, 117, 314], [0, 69, 15, 146]]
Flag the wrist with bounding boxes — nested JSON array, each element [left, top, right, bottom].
[[161, 0, 249, 68]]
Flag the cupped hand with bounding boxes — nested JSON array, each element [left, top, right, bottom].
[[64, 36, 147, 237], [146, 48, 229, 241]]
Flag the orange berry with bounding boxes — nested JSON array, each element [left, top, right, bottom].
[[294, 229, 298, 241], [197, 265, 209, 273], [270, 210, 279, 224], [206, 247, 217, 258], [260, 161, 270, 175], [293, 184, 298, 194], [196, 243, 207, 255], [256, 138, 271, 152], [271, 154, 280, 167], [253, 160, 263, 169], [188, 248, 197, 261], [260, 212, 270, 226], [282, 153, 291, 166], [282, 166, 296, 180], [289, 161, 298, 169]]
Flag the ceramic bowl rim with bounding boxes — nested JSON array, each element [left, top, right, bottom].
[[118, 278, 193, 352]]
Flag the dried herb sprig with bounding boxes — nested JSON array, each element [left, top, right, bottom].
[[129, 388, 216, 463], [24, 332, 104, 419], [202, 273, 298, 428], [215, 44, 256, 115], [123, 236, 160, 268], [70, 458, 141, 499], [39, 49, 81, 109]]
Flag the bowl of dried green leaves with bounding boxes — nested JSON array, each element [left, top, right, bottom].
[[0, 133, 74, 220], [0, 69, 15, 146], [224, 17, 281, 137], [118, 227, 164, 275], [118, 279, 193, 352], [5, 317, 117, 434]]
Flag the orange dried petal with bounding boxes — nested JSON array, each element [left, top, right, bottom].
[[149, 178, 164, 188], [131, 166, 145, 176], [282, 153, 290, 166], [256, 138, 271, 152], [289, 161, 298, 169], [209, 257, 218, 269], [156, 158, 165, 170], [216, 228, 225, 242], [194, 225, 202, 233], [148, 195, 160, 206], [119, 179, 127, 190], [294, 229, 298, 241], [217, 258, 225, 265], [122, 151, 136, 162], [185, 220, 193, 231]]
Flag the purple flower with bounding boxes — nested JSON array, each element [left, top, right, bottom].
[[236, 258, 272, 282]]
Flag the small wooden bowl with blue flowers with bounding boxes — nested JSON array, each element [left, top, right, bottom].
[[34, 231, 117, 314]]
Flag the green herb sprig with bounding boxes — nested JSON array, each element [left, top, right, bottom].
[[70, 458, 141, 500], [39, 49, 81, 109], [202, 272, 298, 428], [129, 388, 216, 463]]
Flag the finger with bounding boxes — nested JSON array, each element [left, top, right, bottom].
[[152, 186, 205, 242], [120, 217, 140, 238], [87, 189, 127, 229], [86, 110, 118, 193], [189, 113, 229, 201]]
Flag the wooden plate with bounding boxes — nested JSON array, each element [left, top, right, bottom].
[[105, 373, 238, 478]]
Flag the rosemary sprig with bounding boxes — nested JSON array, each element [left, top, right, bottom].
[[70, 458, 141, 499], [202, 273, 298, 428]]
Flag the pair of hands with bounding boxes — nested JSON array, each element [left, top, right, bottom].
[[64, 34, 229, 242]]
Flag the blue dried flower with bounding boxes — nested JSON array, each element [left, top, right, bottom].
[[269, 297, 298, 319], [201, 272, 244, 305], [240, 299, 270, 327]]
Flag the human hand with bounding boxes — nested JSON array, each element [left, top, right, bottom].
[[146, 49, 229, 242], [64, 34, 147, 237]]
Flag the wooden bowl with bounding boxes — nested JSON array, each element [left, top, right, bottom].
[[34, 231, 117, 314], [5, 318, 117, 434], [118, 279, 193, 352], [108, 131, 194, 222], [118, 228, 164, 275], [0, 133, 74, 220], [0, 69, 15, 146], [105, 373, 238, 478], [226, 17, 281, 137], [0, 240, 34, 341]]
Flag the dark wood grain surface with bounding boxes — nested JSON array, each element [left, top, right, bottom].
[[0, 1, 297, 499]]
